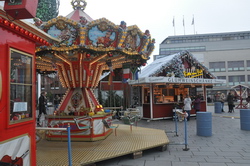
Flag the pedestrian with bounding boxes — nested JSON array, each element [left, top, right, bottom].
[[54, 95, 61, 110], [220, 93, 226, 112], [37, 91, 47, 125], [246, 96, 250, 108], [193, 95, 201, 114], [183, 94, 192, 121], [227, 92, 234, 113]]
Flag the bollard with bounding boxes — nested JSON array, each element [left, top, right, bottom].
[[196, 112, 212, 137], [174, 108, 178, 136], [214, 102, 222, 113], [240, 109, 250, 131], [183, 117, 189, 151]]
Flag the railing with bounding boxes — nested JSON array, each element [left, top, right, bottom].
[[36, 124, 72, 166]]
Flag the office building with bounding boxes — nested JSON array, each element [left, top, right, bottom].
[[157, 31, 250, 100]]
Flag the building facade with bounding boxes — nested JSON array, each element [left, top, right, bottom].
[[157, 31, 250, 100]]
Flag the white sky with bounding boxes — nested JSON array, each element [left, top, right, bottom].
[[2, 1, 248, 64], [58, 0, 250, 64]]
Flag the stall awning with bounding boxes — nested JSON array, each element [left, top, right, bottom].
[[128, 77, 226, 85]]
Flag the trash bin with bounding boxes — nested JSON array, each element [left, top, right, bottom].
[[240, 109, 250, 131], [196, 112, 212, 137], [214, 102, 222, 113]]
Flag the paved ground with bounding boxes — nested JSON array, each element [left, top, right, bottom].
[[95, 105, 250, 166]]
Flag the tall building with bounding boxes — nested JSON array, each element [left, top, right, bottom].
[[157, 31, 250, 100]]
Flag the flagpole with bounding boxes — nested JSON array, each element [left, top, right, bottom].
[[192, 15, 196, 34], [183, 15, 185, 35], [173, 16, 176, 35]]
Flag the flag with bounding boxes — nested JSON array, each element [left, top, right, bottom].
[[172, 17, 175, 27], [191, 17, 194, 25], [123, 68, 130, 79]]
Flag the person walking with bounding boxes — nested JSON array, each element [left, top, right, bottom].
[[183, 94, 192, 121], [37, 92, 47, 125], [227, 92, 234, 113], [220, 93, 226, 112]]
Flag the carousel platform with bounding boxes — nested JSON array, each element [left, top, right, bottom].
[[36, 124, 169, 166]]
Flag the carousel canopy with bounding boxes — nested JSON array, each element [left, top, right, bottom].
[[34, 0, 155, 89]]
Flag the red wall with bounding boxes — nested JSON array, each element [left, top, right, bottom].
[[0, 27, 37, 166]]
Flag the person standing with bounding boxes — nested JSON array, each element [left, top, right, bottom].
[[54, 95, 61, 110], [220, 93, 226, 112], [227, 92, 234, 113], [183, 94, 192, 121], [37, 92, 47, 124], [193, 95, 201, 114]]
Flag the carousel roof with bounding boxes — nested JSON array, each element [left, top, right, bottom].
[[139, 50, 216, 79], [66, 9, 93, 22], [65, 0, 93, 22]]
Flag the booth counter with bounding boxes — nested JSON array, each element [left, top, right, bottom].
[[143, 101, 207, 119]]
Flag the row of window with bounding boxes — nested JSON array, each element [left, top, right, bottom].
[[160, 46, 206, 55], [209, 61, 250, 72], [163, 33, 250, 44], [215, 75, 250, 86]]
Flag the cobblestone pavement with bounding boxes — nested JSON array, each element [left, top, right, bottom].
[[96, 105, 250, 166]]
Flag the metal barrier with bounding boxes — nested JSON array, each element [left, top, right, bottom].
[[36, 124, 72, 166], [167, 108, 189, 151]]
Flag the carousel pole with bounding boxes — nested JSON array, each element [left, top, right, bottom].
[[67, 123, 72, 166]]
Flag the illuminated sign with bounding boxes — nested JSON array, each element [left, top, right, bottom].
[[183, 69, 203, 78]]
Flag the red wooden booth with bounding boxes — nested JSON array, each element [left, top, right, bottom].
[[0, 7, 56, 166]]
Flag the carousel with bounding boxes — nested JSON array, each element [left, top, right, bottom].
[[35, 0, 155, 141]]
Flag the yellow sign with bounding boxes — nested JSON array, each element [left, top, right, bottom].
[[184, 69, 203, 78]]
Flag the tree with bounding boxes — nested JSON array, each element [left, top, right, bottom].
[[36, 0, 60, 22]]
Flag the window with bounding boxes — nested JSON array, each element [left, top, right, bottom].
[[248, 75, 250, 84], [10, 49, 33, 124], [228, 75, 245, 86], [49, 73, 60, 90], [215, 76, 227, 87], [209, 62, 225, 72], [228, 61, 244, 71], [247, 60, 250, 70]]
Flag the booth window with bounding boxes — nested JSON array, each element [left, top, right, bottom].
[[10, 49, 33, 123]]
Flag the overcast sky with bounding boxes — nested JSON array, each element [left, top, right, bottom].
[[58, 0, 250, 64], [2, 0, 247, 64]]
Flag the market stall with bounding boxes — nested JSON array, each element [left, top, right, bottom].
[[0, 2, 58, 165], [129, 51, 226, 120]]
